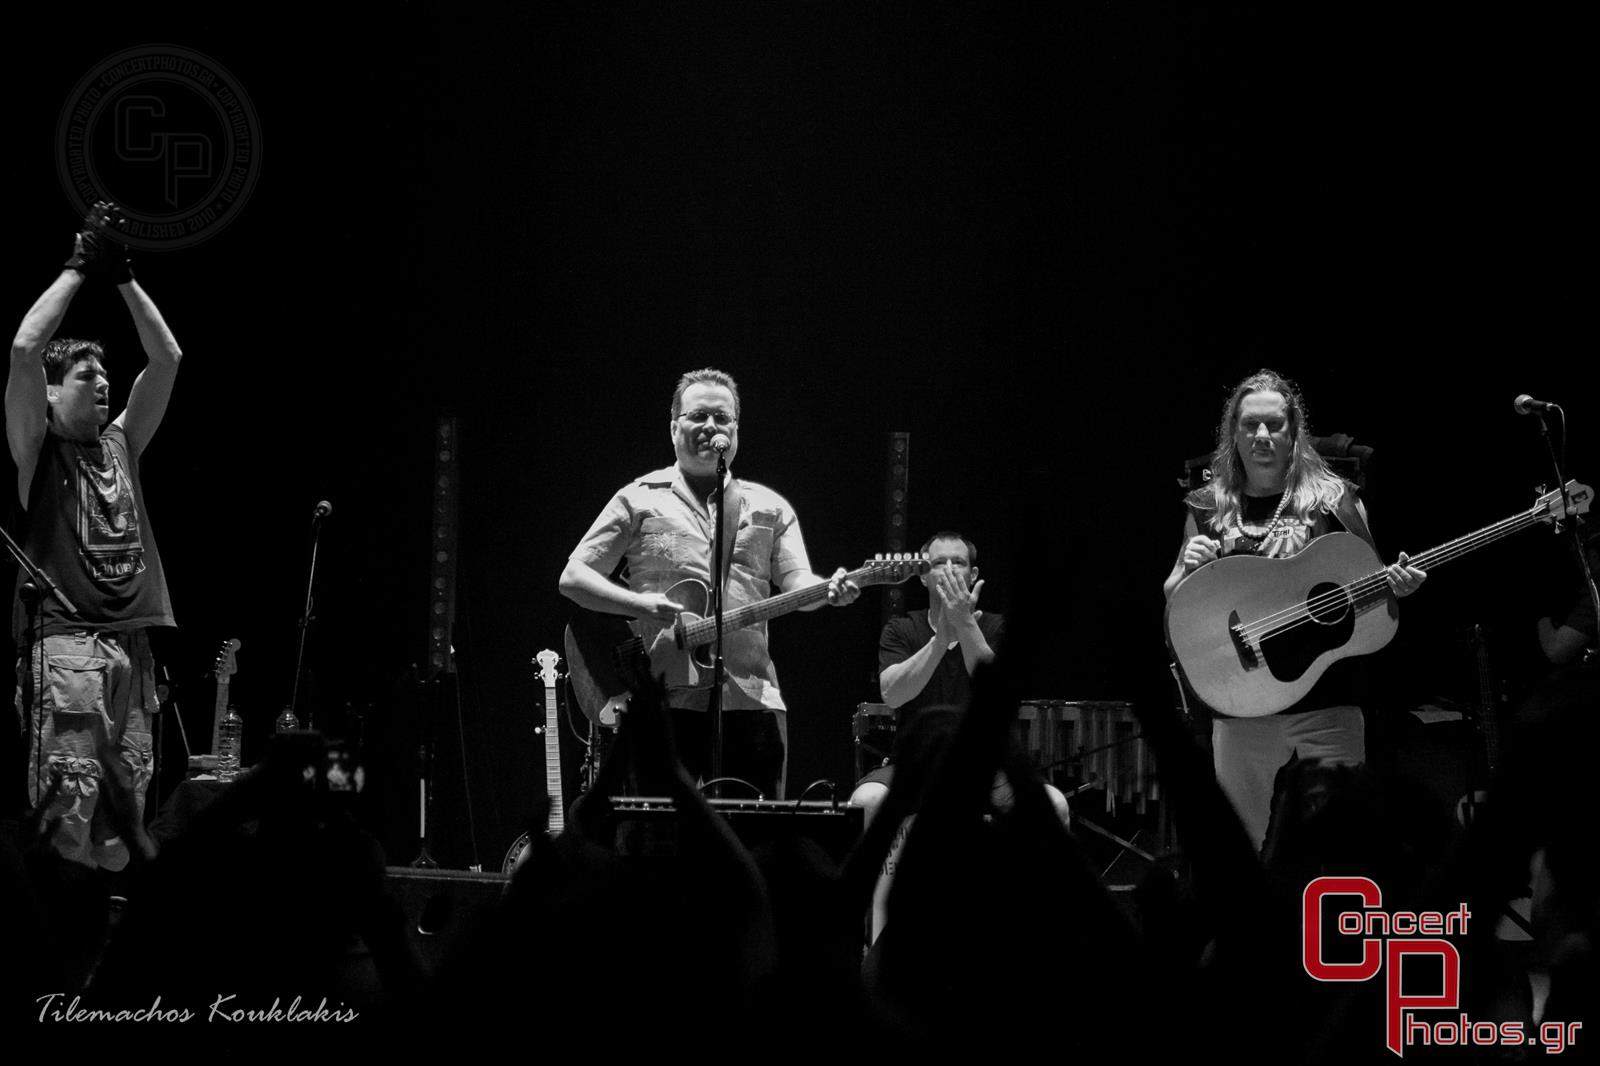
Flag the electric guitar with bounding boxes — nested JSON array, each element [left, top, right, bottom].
[[208, 638, 242, 752], [502, 649, 564, 874], [1166, 481, 1592, 718], [187, 638, 241, 773], [565, 553, 930, 727]]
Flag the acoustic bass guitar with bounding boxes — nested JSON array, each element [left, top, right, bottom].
[[1166, 481, 1591, 718]]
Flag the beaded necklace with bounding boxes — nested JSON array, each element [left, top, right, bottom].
[[1232, 489, 1292, 554]]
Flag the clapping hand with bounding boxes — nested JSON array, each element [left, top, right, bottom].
[[932, 563, 983, 637], [63, 200, 134, 284]]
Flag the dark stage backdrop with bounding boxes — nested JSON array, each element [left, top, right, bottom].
[[2, 5, 1590, 867]]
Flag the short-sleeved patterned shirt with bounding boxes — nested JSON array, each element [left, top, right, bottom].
[[569, 464, 813, 711]]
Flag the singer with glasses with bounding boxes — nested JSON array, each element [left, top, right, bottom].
[[559, 367, 859, 798], [1162, 368, 1426, 853], [6, 202, 182, 870]]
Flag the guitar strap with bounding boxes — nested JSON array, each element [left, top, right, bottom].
[[1333, 488, 1376, 551]]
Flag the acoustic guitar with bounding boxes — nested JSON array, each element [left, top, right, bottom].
[[566, 554, 929, 727], [1166, 481, 1591, 718]]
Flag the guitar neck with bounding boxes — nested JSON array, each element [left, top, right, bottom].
[[543, 679, 564, 835], [1406, 507, 1550, 573], [1348, 505, 1550, 597], [680, 563, 875, 649], [210, 680, 230, 754]]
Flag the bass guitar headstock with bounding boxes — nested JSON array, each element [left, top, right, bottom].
[[1535, 480, 1593, 524]]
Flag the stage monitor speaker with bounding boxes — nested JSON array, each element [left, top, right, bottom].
[[384, 865, 507, 976]]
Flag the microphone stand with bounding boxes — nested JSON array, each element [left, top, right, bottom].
[[3, 531, 80, 822], [0, 525, 79, 619], [708, 452, 728, 798], [1532, 406, 1600, 638], [289, 508, 327, 731]]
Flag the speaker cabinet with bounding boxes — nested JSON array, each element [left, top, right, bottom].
[[384, 866, 508, 975]]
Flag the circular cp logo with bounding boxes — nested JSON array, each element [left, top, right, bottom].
[[56, 44, 262, 251]]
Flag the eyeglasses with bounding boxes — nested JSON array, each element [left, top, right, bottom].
[[679, 409, 737, 427]]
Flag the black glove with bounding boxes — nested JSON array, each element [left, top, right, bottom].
[[62, 201, 134, 284]]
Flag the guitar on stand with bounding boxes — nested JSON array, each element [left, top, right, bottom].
[[503, 649, 566, 873], [565, 553, 929, 727], [187, 639, 241, 778]]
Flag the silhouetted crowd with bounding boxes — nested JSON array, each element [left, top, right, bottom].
[[4, 608, 1597, 1061]]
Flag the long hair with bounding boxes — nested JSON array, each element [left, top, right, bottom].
[[1188, 368, 1346, 533]]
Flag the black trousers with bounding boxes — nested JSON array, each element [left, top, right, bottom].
[[668, 708, 784, 799]]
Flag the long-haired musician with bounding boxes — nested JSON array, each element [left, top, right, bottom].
[[1162, 369, 1426, 852]]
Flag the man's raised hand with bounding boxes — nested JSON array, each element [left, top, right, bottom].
[[933, 566, 981, 631], [63, 201, 134, 284]]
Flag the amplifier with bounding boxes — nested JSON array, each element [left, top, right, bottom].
[[384, 866, 508, 976], [607, 796, 864, 862]]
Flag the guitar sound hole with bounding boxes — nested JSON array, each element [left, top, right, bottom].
[[1305, 582, 1352, 625]]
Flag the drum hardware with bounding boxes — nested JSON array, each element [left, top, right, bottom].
[[1015, 701, 1150, 813], [852, 702, 899, 781], [851, 699, 1153, 811], [1071, 813, 1159, 870]]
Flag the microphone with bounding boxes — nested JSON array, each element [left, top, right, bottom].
[[1515, 394, 1556, 416], [313, 500, 334, 519], [710, 434, 732, 454]]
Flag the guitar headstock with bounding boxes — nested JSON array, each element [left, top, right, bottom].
[[534, 648, 562, 687], [1536, 481, 1593, 523], [212, 638, 242, 678], [858, 553, 932, 587]]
